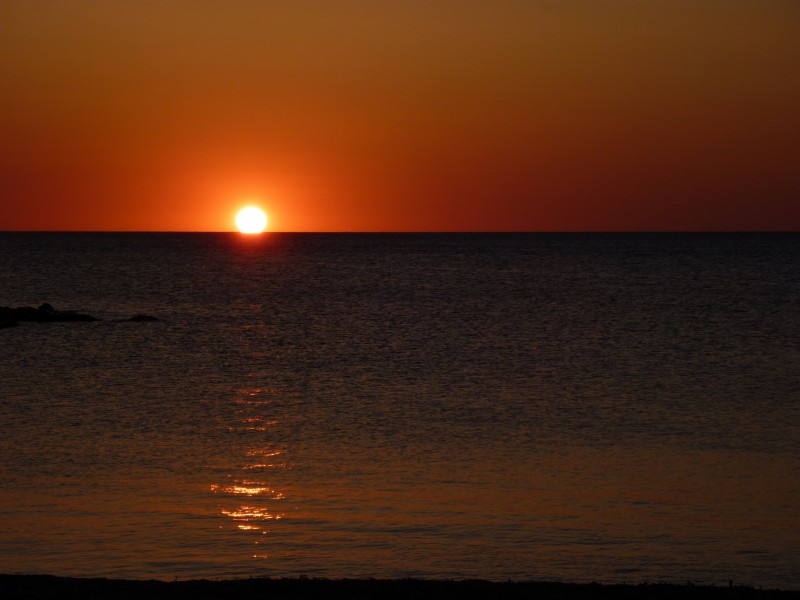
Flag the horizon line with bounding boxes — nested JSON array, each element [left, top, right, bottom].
[[0, 230, 798, 235]]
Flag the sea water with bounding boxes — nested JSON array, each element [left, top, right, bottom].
[[0, 233, 798, 587]]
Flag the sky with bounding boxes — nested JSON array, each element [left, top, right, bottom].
[[1, 1, 798, 232]]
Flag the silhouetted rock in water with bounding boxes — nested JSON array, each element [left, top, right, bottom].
[[37, 303, 97, 322], [0, 303, 98, 324], [0, 304, 162, 327]]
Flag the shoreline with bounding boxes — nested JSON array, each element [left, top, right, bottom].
[[2, 575, 798, 600]]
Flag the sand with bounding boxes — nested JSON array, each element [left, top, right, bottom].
[[2, 575, 798, 600]]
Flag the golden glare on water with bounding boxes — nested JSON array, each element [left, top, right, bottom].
[[209, 386, 288, 554], [235, 206, 268, 234]]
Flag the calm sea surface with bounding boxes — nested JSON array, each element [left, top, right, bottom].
[[1, 233, 798, 587]]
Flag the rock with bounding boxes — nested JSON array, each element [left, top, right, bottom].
[[5, 306, 38, 321], [1, 304, 161, 326], [35, 303, 98, 322], [0, 304, 98, 323]]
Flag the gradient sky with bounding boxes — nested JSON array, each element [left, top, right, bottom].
[[1, 1, 798, 232]]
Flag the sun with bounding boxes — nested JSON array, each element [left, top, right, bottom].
[[235, 206, 268, 234]]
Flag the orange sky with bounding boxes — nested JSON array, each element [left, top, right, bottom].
[[1, 1, 798, 231]]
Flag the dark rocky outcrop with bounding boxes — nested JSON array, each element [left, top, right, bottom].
[[0, 303, 98, 324], [0, 304, 160, 327]]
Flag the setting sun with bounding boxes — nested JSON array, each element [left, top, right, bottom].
[[235, 206, 268, 234]]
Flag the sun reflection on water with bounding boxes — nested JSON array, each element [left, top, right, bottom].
[[210, 483, 285, 498], [211, 386, 289, 548]]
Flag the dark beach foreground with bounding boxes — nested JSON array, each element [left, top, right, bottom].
[[2, 576, 798, 600]]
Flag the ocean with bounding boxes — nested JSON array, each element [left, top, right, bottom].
[[0, 233, 798, 587]]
